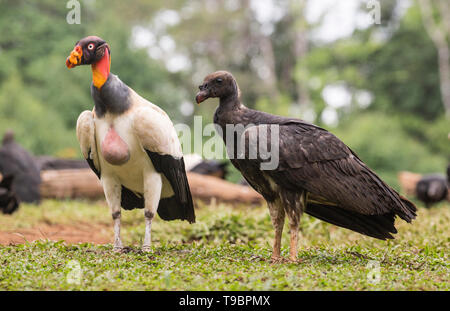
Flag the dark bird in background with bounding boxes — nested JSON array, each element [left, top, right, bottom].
[[196, 71, 417, 262], [416, 165, 449, 208], [0, 174, 19, 215], [0, 131, 41, 204], [66, 36, 195, 252], [184, 154, 229, 179], [190, 160, 228, 179]]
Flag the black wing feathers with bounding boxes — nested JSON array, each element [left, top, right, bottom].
[[269, 124, 416, 221], [86, 154, 100, 178], [85, 151, 145, 211], [237, 112, 416, 238], [84, 149, 195, 222], [145, 150, 195, 223], [305, 193, 397, 240]]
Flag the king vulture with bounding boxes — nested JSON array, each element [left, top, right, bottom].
[[196, 71, 417, 262], [66, 36, 195, 252]]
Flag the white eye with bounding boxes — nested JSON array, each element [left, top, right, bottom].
[[88, 43, 95, 50]]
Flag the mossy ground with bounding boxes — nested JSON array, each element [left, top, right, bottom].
[[0, 199, 448, 290]]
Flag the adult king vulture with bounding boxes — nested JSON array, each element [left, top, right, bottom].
[[196, 71, 417, 262], [66, 36, 195, 252]]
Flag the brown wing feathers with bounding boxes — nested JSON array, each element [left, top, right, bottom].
[[248, 118, 416, 240], [306, 191, 398, 240], [207, 71, 416, 241]]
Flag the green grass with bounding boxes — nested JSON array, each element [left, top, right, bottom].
[[0, 199, 448, 290]]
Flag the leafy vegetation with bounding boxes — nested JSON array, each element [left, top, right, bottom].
[[0, 0, 447, 183], [0, 200, 448, 290], [333, 113, 449, 187], [0, 0, 186, 155]]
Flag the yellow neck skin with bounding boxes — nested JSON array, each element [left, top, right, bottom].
[[91, 50, 111, 89]]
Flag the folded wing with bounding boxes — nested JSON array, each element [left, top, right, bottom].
[[76, 110, 144, 210], [133, 105, 195, 223], [240, 121, 416, 239]]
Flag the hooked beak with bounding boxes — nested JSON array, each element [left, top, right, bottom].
[[66, 45, 83, 68], [195, 85, 210, 104]]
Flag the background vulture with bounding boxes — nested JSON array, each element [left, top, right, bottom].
[[0, 174, 19, 215], [0, 131, 41, 204], [190, 160, 228, 180], [184, 154, 229, 179], [196, 71, 417, 262], [415, 165, 450, 208], [66, 36, 195, 252]]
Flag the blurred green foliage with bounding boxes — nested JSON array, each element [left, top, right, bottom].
[[0, 0, 185, 155], [0, 0, 448, 184], [333, 113, 449, 187]]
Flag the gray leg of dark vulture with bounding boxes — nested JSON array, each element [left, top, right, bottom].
[[268, 200, 285, 263]]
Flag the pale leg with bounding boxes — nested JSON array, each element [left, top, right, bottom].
[[286, 191, 306, 262], [142, 172, 162, 252], [268, 200, 285, 262], [288, 223, 299, 262], [102, 177, 123, 252], [286, 209, 300, 262]]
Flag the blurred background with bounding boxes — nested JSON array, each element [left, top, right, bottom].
[[0, 0, 449, 187]]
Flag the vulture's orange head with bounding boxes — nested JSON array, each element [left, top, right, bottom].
[[66, 36, 110, 68], [196, 71, 240, 104]]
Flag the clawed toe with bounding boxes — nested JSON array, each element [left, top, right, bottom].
[[270, 256, 301, 264], [113, 246, 123, 253], [289, 257, 302, 263], [270, 256, 288, 264], [142, 245, 152, 253]]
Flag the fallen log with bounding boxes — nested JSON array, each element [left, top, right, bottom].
[[398, 171, 422, 197], [40, 169, 102, 200], [186, 172, 263, 204], [40, 169, 263, 204], [34, 156, 88, 171]]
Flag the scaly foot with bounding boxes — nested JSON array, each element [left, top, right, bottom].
[[113, 246, 123, 253], [270, 256, 289, 264], [142, 245, 152, 253]]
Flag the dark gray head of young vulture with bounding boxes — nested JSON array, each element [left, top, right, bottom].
[[195, 71, 240, 104]]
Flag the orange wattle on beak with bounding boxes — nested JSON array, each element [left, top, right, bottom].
[[66, 45, 82, 68]]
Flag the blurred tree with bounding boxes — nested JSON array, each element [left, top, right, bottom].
[[418, 0, 450, 117], [304, 2, 445, 120], [333, 112, 448, 188], [290, 0, 311, 110], [0, 0, 446, 183], [0, 0, 187, 155]]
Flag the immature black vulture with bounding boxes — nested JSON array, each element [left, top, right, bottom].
[[0, 174, 19, 215], [196, 71, 417, 262], [66, 36, 194, 252], [416, 166, 449, 208], [0, 131, 41, 204]]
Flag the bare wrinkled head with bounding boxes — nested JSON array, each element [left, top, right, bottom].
[[195, 71, 240, 104], [66, 35, 110, 68]]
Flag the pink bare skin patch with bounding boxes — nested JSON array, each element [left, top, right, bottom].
[[101, 126, 130, 165]]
